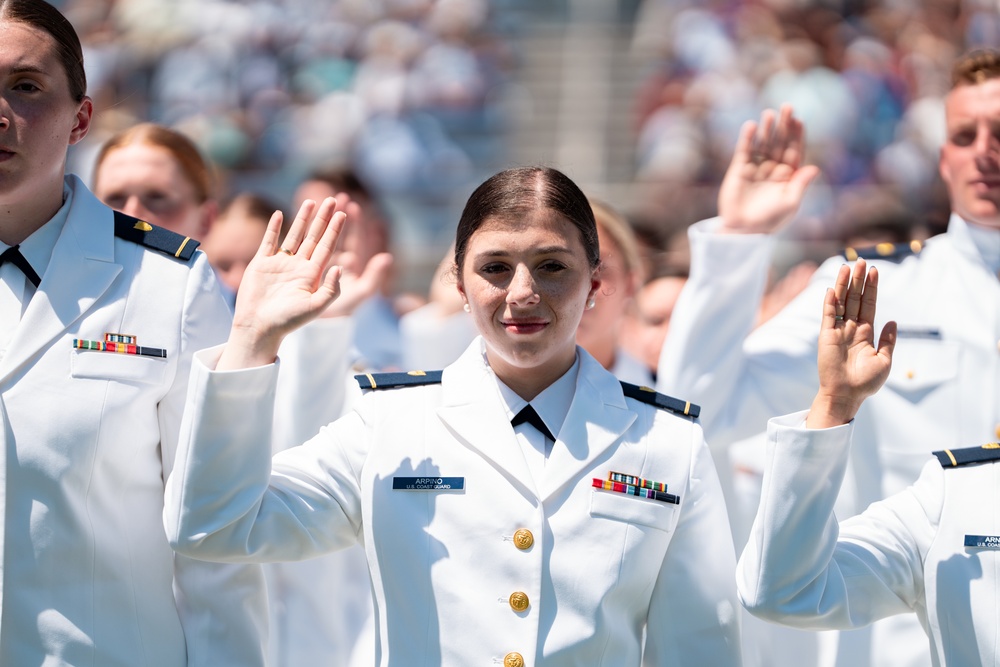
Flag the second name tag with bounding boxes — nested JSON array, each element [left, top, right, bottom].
[[393, 477, 465, 491], [964, 534, 1000, 549]]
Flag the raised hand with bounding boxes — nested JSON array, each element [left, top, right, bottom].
[[219, 197, 346, 370], [718, 105, 820, 234], [806, 259, 897, 428]]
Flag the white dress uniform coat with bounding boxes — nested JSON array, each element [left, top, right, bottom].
[[166, 338, 742, 667], [657, 215, 1000, 667], [739, 412, 1000, 667], [0, 176, 267, 666]]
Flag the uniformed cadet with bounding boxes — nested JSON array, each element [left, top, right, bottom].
[[0, 1, 267, 664], [165, 166, 743, 666], [738, 259, 998, 667], [658, 50, 1000, 667]]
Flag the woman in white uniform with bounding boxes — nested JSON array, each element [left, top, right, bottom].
[[165, 166, 742, 666]]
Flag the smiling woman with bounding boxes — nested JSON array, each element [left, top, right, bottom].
[[164, 166, 743, 666]]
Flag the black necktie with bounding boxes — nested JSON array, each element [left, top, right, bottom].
[[0, 245, 41, 288], [511, 405, 555, 441]]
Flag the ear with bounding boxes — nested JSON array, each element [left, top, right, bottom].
[[938, 146, 952, 187], [588, 275, 602, 302], [68, 97, 93, 145]]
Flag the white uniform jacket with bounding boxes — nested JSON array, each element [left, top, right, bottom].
[[166, 338, 742, 667], [0, 177, 267, 666], [658, 215, 1000, 517], [739, 413, 1000, 667]]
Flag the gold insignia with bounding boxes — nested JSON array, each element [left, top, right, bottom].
[[639, 385, 655, 393], [133, 221, 153, 232], [982, 443, 1000, 449], [407, 370, 427, 376]]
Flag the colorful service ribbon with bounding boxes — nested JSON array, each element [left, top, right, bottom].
[[593, 478, 680, 505], [609, 470, 668, 493], [73, 333, 167, 359]]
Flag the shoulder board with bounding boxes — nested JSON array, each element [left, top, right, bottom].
[[843, 240, 922, 263], [934, 443, 1000, 468], [113, 210, 200, 261], [619, 381, 700, 418], [355, 370, 443, 390]]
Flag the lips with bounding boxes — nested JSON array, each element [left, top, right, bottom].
[[502, 317, 548, 334]]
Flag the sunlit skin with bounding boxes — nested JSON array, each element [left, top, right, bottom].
[[576, 225, 637, 370], [0, 20, 92, 245], [294, 179, 387, 279], [93, 143, 214, 239], [457, 209, 600, 400], [939, 78, 1000, 229]]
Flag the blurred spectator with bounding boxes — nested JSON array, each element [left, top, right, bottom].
[[201, 192, 284, 302], [91, 123, 218, 240]]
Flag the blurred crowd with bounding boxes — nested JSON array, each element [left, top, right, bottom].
[[55, 0, 998, 375]]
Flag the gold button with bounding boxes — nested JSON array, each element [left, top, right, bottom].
[[509, 591, 530, 612], [513, 528, 534, 550], [504, 652, 525, 667], [994, 424, 1000, 440], [906, 370, 915, 380]]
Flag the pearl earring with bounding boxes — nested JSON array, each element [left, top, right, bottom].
[[586, 297, 596, 310], [463, 303, 471, 313]]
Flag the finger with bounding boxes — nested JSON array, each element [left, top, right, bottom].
[[733, 119, 757, 167], [258, 210, 284, 258], [298, 197, 339, 259], [781, 113, 806, 169], [844, 258, 867, 321], [755, 109, 776, 156], [857, 265, 879, 326], [832, 262, 851, 318], [820, 286, 840, 333], [281, 199, 318, 253], [310, 209, 348, 274], [787, 164, 821, 200], [314, 265, 343, 312], [769, 104, 792, 162], [357, 252, 394, 296], [877, 320, 897, 363]]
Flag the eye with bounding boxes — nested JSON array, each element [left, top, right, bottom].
[[480, 262, 509, 275], [539, 261, 567, 272], [950, 129, 976, 147], [12, 81, 41, 93]]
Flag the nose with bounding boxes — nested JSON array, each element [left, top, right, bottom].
[[506, 264, 539, 306]]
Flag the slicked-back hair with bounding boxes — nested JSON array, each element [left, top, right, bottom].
[[454, 166, 600, 272]]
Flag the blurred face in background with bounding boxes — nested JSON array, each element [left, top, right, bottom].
[[293, 179, 387, 277], [621, 275, 686, 372], [94, 142, 215, 239], [576, 224, 637, 368], [939, 78, 1000, 229], [201, 216, 266, 295]]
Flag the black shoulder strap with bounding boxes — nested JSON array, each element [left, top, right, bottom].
[[843, 240, 922, 263], [113, 210, 200, 261], [619, 381, 700, 418], [355, 370, 444, 390], [934, 443, 1000, 468]]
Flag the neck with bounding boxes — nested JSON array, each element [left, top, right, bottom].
[[0, 179, 66, 246], [488, 348, 576, 402]]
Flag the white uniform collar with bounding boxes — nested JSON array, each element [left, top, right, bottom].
[[947, 213, 1000, 275], [483, 340, 580, 442]]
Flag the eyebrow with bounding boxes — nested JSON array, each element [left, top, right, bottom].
[[475, 245, 573, 258]]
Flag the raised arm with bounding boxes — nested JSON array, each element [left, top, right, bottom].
[[219, 197, 348, 370], [718, 104, 820, 234], [806, 258, 896, 428]]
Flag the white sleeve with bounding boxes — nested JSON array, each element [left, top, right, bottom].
[[737, 413, 933, 629], [165, 346, 366, 563], [656, 219, 832, 446]]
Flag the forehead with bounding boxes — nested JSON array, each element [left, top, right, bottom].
[[100, 144, 188, 183], [945, 79, 1000, 125], [468, 209, 585, 250], [0, 20, 61, 73]]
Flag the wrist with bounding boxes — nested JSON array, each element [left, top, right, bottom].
[[805, 393, 861, 429], [217, 324, 282, 370]]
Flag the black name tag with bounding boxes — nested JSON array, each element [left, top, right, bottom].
[[393, 477, 465, 491], [964, 535, 1000, 549]]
